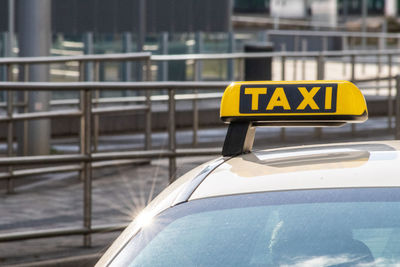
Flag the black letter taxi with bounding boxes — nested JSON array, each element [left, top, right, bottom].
[[97, 81, 400, 266]]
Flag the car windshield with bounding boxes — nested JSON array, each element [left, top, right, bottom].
[[110, 188, 400, 267]]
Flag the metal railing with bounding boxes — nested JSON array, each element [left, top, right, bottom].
[[0, 81, 227, 245], [265, 29, 400, 51], [1, 49, 399, 157], [1, 49, 400, 247], [1, 49, 399, 161]]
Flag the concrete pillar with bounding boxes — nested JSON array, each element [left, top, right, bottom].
[[18, 0, 51, 155]]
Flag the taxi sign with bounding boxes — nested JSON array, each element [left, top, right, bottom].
[[220, 80, 367, 126], [220, 81, 368, 156]]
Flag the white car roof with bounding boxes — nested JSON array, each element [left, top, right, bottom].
[[190, 141, 400, 200], [97, 140, 400, 266]]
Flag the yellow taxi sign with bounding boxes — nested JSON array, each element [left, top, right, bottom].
[[220, 80, 367, 126]]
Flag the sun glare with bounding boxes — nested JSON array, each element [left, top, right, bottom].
[[135, 212, 154, 228]]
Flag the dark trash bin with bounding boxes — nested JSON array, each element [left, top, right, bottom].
[[244, 42, 273, 81]]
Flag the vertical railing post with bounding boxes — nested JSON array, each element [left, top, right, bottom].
[[82, 88, 92, 247], [83, 32, 94, 81], [301, 39, 307, 80], [395, 75, 400, 139], [93, 61, 100, 152], [145, 58, 152, 150], [6, 64, 14, 193], [342, 36, 348, 76], [315, 54, 324, 138], [79, 62, 85, 177], [168, 88, 176, 183], [351, 54, 356, 135], [159, 32, 168, 81], [122, 32, 132, 84], [22, 64, 29, 156], [376, 54, 381, 95], [281, 56, 286, 81], [281, 54, 286, 141], [388, 55, 393, 131], [293, 35, 298, 80], [239, 57, 245, 80], [322, 36, 328, 51], [317, 53, 325, 80], [192, 32, 203, 146], [227, 31, 235, 80], [79, 61, 92, 247], [195, 32, 203, 80], [192, 60, 200, 146]]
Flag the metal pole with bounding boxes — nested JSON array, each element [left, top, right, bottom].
[[159, 32, 168, 81], [239, 58, 244, 80], [376, 55, 381, 96], [16, 54, 28, 156], [361, 0, 367, 50], [193, 32, 204, 146], [317, 54, 325, 80], [315, 54, 324, 138], [388, 55, 393, 131], [194, 32, 203, 80], [342, 36, 348, 76], [83, 33, 96, 153], [293, 35, 298, 80], [22, 65, 28, 156], [145, 59, 152, 150], [322, 36, 328, 51], [168, 89, 176, 183], [78, 61, 91, 247], [122, 32, 132, 84], [135, 0, 146, 81], [227, 31, 235, 80], [281, 54, 286, 141], [351, 55, 356, 82], [301, 39, 307, 80], [83, 33, 94, 81], [93, 61, 100, 152], [8, 0, 15, 55], [380, 21, 387, 51], [1, 33, 7, 82], [395, 75, 400, 139], [193, 60, 199, 147], [6, 64, 14, 193], [351, 55, 356, 135], [17, 0, 51, 155], [82, 88, 92, 247]]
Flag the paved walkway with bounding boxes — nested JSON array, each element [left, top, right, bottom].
[[0, 156, 214, 266]]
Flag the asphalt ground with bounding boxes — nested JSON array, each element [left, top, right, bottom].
[[0, 117, 396, 266]]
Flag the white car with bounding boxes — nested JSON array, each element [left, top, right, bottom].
[[97, 81, 400, 266]]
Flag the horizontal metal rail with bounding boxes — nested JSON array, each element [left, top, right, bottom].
[[0, 159, 149, 180], [0, 223, 127, 242], [233, 15, 347, 29], [353, 76, 395, 83], [0, 81, 230, 91], [92, 105, 149, 115], [0, 109, 82, 122], [266, 29, 400, 39], [0, 164, 82, 180], [0, 52, 151, 64], [0, 48, 398, 65], [0, 92, 224, 108], [151, 49, 400, 61], [0, 148, 222, 166]]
